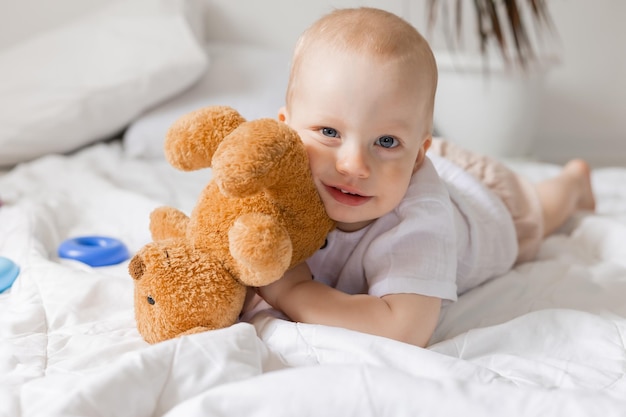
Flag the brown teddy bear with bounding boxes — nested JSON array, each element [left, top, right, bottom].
[[128, 106, 335, 344]]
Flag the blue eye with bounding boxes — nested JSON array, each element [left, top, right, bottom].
[[376, 135, 397, 149], [321, 127, 338, 138]]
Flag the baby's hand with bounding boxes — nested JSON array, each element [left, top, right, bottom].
[[257, 262, 313, 311]]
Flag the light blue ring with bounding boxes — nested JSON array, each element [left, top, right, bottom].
[[0, 256, 19, 293], [58, 236, 129, 267]]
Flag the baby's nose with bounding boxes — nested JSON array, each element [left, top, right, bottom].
[[336, 145, 370, 178]]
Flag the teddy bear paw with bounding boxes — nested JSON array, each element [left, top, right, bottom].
[[229, 213, 292, 287]]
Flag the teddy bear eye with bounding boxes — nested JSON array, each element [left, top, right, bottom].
[[147, 296, 155, 305]]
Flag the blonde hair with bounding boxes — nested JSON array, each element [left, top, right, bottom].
[[286, 7, 438, 125]]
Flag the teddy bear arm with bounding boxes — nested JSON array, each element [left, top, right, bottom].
[[149, 207, 190, 241], [229, 213, 293, 287]]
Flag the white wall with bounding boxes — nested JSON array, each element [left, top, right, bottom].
[[532, 0, 626, 166], [405, 0, 626, 166], [0, 0, 108, 50], [202, 0, 408, 51], [1, 0, 624, 166]]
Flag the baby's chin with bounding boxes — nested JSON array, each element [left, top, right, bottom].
[[333, 218, 375, 233]]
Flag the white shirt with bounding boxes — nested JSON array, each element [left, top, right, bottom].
[[306, 155, 518, 302]]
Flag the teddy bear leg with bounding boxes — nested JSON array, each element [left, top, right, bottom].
[[229, 213, 293, 287], [211, 119, 302, 198], [149, 207, 190, 241], [165, 106, 246, 171]]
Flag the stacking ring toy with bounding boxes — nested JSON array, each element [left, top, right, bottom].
[[0, 256, 19, 293], [58, 236, 130, 267]]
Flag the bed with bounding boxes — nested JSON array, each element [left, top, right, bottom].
[[2, 1, 626, 416]]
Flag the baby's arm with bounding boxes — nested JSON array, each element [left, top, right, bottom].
[[258, 262, 441, 348]]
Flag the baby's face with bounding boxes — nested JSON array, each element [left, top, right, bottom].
[[282, 48, 433, 232]]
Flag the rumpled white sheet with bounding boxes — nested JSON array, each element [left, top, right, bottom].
[[1, 142, 625, 416]]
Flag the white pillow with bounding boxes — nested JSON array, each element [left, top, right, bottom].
[[0, 0, 208, 167], [123, 42, 291, 159]]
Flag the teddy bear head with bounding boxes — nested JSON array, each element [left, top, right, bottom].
[[129, 239, 247, 344]]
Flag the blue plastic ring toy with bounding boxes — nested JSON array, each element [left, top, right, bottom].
[[0, 256, 19, 293], [58, 236, 129, 267]]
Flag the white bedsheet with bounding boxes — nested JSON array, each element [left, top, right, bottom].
[[1, 142, 625, 416]]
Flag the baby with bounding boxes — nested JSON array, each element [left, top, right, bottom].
[[254, 7, 595, 347]]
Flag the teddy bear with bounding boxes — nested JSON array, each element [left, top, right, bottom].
[[128, 106, 335, 344]]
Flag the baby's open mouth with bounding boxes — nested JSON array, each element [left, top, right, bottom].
[[338, 188, 361, 196], [326, 185, 371, 206]]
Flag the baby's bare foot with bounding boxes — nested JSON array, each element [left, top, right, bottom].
[[564, 159, 596, 212]]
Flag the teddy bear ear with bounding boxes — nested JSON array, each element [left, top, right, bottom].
[[128, 254, 145, 281], [127, 241, 173, 282], [164, 106, 247, 172]]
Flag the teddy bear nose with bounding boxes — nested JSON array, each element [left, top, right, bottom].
[[128, 255, 145, 280]]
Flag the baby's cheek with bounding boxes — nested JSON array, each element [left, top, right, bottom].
[[303, 147, 328, 176]]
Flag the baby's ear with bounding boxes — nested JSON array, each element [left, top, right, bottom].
[[413, 136, 432, 173], [277, 106, 288, 123], [422, 136, 432, 153]]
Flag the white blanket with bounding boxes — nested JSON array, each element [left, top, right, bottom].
[[1, 142, 625, 416]]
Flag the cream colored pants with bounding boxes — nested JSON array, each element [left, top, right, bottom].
[[430, 138, 544, 264]]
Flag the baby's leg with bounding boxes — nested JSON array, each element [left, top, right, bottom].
[[535, 159, 596, 237]]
